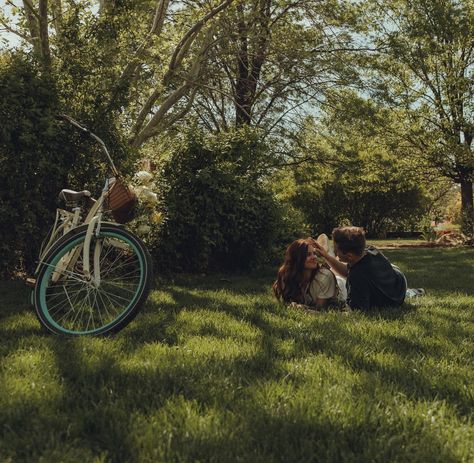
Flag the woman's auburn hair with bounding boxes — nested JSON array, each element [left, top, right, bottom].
[[273, 238, 317, 304]]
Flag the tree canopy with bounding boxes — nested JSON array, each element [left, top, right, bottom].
[[363, 0, 474, 234], [0, 0, 471, 274]]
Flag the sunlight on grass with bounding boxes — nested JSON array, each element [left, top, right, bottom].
[[0, 248, 473, 462]]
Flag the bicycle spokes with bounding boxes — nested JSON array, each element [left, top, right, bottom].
[[38, 231, 146, 334]]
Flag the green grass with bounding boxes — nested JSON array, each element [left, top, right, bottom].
[[367, 238, 427, 246], [1, 248, 473, 462]]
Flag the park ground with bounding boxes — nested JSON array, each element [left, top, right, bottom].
[[1, 246, 473, 462]]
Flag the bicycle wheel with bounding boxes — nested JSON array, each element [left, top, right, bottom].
[[34, 224, 153, 335]]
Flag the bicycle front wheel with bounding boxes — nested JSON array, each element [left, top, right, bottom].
[[34, 224, 153, 335]]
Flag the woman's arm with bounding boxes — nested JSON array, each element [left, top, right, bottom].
[[314, 297, 329, 309]]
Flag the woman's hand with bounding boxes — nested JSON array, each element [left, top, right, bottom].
[[290, 302, 321, 313]]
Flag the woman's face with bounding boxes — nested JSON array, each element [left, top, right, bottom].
[[304, 245, 319, 270]]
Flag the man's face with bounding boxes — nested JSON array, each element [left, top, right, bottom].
[[334, 243, 352, 263]]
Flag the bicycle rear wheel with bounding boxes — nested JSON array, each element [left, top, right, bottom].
[[34, 224, 153, 335]]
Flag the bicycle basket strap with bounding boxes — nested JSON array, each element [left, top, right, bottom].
[[107, 177, 137, 224]]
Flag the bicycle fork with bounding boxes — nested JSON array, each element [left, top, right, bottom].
[[83, 214, 102, 287], [50, 213, 103, 286]]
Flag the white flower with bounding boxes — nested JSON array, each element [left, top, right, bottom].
[[133, 186, 158, 204], [134, 171, 153, 184], [140, 188, 158, 204], [137, 224, 151, 235]]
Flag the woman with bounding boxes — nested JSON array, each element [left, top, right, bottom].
[[273, 236, 344, 309]]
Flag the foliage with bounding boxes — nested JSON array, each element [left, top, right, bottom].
[[283, 95, 430, 237], [0, 54, 69, 277], [2, 0, 236, 148], [150, 127, 292, 272], [443, 186, 462, 224], [191, 0, 363, 133], [4, 0, 472, 277], [1, 248, 474, 461], [364, 0, 474, 235], [291, 167, 426, 238], [0, 52, 133, 276]]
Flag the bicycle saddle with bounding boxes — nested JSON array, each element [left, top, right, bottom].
[[59, 189, 91, 204]]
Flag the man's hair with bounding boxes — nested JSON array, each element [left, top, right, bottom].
[[332, 226, 366, 256]]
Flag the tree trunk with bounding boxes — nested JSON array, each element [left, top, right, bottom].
[[234, 1, 271, 126], [38, 0, 51, 70], [235, 3, 252, 125], [460, 178, 473, 236], [23, 0, 42, 59]]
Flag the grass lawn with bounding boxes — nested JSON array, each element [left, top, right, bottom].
[[1, 248, 473, 462], [367, 238, 428, 247]]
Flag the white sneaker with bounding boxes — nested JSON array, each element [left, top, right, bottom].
[[406, 288, 426, 298]]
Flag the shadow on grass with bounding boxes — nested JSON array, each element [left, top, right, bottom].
[[0, 281, 32, 319], [290, 314, 473, 418], [36, 327, 285, 461], [1, 248, 472, 461], [124, 282, 473, 420], [358, 302, 418, 320], [233, 396, 463, 463], [385, 248, 474, 294]]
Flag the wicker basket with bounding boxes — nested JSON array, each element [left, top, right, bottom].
[[106, 177, 137, 224]]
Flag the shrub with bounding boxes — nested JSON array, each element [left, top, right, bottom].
[[0, 53, 131, 277], [0, 55, 71, 276], [150, 128, 285, 272], [292, 164, 428, 238]]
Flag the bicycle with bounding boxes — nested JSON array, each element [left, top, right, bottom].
[[27, 115, 153, 336]]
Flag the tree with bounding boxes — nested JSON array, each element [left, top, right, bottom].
[[365, 0, 474, 235], [1, 0, 235, 147], [279, 92, 433, 237], [189, 0, 363, 135]]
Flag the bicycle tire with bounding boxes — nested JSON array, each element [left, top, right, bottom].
[[34, 224, 153, 335]]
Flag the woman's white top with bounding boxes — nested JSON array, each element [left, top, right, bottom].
[[303, 267, 339, 305]]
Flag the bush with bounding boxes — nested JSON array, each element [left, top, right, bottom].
[[0, 55, 71, 277], [0, 53, 131, 277], [292, 164, 427, 238], [150, 128, 286, 272]]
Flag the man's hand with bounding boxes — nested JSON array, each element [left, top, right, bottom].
[[312, 241, 330, 260], [312, 240, 349, 277]]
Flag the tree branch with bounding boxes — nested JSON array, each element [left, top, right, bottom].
[[0, 17, 36, 43], [164, 0, 234, 83], [131, 28, 216, 147]]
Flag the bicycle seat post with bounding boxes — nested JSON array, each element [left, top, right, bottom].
[[72, 206, 82, 227]]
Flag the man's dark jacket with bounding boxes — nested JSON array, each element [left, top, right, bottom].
[[346, 246, 406, 311]]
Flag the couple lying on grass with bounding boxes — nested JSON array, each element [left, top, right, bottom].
[[273, 226, 422, 312]]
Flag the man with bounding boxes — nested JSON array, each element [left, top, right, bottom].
[[313, 226, 407, 311]]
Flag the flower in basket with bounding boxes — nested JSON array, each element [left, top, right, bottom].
[[150, 211, 163, 224], [134, 170, 153, 184], [131, 170, 163, 237], [135, 186, 158, 205], [137, 224, 152, 235]]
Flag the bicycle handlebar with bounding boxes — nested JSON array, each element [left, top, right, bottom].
[[56, 114, 90, 133], [56, 114, 119, 176]]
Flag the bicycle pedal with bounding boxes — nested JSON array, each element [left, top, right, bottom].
[[25, 277, 36, 287]]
